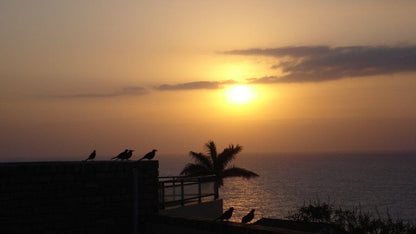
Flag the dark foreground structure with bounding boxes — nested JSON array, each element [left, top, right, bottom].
[[0, 161, 158, 234], [0, 161, 321, 234]]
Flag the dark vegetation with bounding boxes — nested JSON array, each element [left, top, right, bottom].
[[180, 141, 258, 187], [287, 201, 416, 233]]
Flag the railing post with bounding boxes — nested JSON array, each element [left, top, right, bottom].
[[158, 175, 218, 209], [172, 180, 176, 200], [214, 181, 219, 199], [160, 182, 165, 210], [198, 177, 202, 203], [180, 179, 184, 206]]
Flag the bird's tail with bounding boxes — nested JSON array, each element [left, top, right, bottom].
[[138, 157, 144, 161], [111, 156, 118, 160]]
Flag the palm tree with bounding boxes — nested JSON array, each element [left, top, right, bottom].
[[180, 141, 259, 188]]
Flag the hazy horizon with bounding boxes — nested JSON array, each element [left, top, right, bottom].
[[2, 149, 415, 163]]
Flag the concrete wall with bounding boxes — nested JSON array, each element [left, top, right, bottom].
[[0, 161, 158, 234], [159, 199, 223, 219]]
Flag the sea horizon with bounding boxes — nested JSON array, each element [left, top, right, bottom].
[[2, 149, 416, 162], [1, 150, 415, 222], [159, 151, 416, 223]]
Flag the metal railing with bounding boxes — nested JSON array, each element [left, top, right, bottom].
[[158, 175, 218, 209]]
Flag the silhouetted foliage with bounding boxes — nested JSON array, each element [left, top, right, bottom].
[[287, 201, 416, 233], [180, 141, 259, 187]]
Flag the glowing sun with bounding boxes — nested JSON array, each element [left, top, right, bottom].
[[225, 85, 255, 104]]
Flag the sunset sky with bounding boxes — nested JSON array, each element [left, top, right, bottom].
[[1, 0, 416, 160]]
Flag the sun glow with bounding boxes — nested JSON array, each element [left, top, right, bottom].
[[225, 85, 256, 104]]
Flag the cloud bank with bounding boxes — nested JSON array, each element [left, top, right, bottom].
[[156, 80, 235, 91], [48, 45, 416, 99], [225, 45, 416, 83], [53, 86, 148, 98]]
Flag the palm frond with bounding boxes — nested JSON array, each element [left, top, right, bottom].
[[205, 141, 218, 168], [180, 163, 211, 176], [223, 166, 259, 179], [217, 144, 242, 170], [189, 151, 212, 170]]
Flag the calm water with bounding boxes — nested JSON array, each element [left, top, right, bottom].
[[159, 152, 416, 222]]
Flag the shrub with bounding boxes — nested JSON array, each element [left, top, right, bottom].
[[287, 201, 416, 233]]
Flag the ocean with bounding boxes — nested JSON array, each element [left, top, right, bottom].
[[159, 152, 416, 222]]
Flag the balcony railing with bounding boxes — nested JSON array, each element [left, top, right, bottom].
[[158, 175, 218, 209]]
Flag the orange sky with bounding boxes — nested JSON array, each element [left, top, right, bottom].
[[1, 1, 416, 160]]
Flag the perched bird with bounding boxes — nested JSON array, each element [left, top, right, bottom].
[[214, 207, 234, 221], [241, 209, 255, 224], [139, 149, 157, 161], [111, 149, 129, 160], [123, 149, 134, 160], [85, 150, 96, 161]]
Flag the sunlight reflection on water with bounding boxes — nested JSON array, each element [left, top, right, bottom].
[[159, 152, 416, 223]]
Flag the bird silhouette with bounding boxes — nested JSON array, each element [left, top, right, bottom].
[[111, 149, 129, 160], [123, 149, 134, 160], [241, 209, 255, 224], [85, 150, 96, 161], [139, 149, 157, 161], [214, 207, 234, 221]]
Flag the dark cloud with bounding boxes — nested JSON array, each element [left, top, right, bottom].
[[53, 86, 148, 98], [225, 46, 416, 83], [225, 46, 332, 58], [156, 80, 235, 91]]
